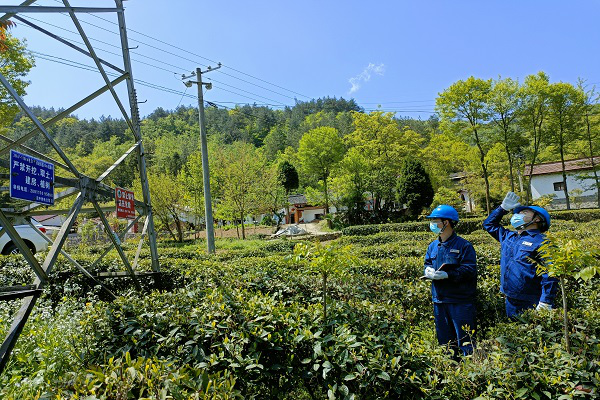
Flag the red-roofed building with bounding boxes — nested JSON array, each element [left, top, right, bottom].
[[525, 156, 600, 208]]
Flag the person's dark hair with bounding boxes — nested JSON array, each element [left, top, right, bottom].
[[533, 212, 548, 232], [445, 219, 456, 229]]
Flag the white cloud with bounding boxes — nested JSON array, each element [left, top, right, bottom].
[[347, 63, 385, 95]]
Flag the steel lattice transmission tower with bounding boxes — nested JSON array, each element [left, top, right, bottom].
[[0, 0, 160, 374]]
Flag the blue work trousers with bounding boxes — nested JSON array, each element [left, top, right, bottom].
[[505, 297, 537, 320], [433, 302, 476, 358]]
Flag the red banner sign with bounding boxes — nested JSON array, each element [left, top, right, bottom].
[[115, 187, 135, 219]]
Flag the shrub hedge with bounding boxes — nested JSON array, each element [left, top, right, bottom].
[[0, 218, 599, 399]]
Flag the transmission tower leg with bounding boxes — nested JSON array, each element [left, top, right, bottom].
[[115, 0, 160, 273]]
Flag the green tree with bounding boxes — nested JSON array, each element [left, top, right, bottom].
[[288, 242, 354, 326], [437, 77, 493, 213], [396, 158, 434, 219], [430, 186, 464, 213], [547, 82, 584, 210], [488, 77, 524, 192], [211, 141, 266, 239], [259, 162, 287, 231], [72, 136, 137, 188], [536, 232, 600, 353], [577, 80, 600, 208], [0, 32, 35, 127], [263, 124, 288, 161], [349, 111, 423, 221], [136, 172, 186, 242], [297, 126, 345, 214], [277, 160, 299, 225], [329, 147, 370, 225], [422, 131, 479, 190], [519, 72, 551, 203]]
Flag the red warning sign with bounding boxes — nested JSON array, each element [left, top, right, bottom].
[[115, 187, 136, 219]]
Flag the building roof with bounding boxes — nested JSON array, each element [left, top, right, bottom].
[[288, 194, 308, 205], [524, 156, 600, 176], [449, 172, 468, 180]]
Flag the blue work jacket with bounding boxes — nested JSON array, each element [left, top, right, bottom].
[[424, 232, 477, 303], [483, 206, 558, 304]]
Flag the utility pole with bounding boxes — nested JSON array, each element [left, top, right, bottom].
[[183, 63, 221, 254]]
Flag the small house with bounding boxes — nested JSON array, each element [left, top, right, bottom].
[[525, 156, 599, 209]]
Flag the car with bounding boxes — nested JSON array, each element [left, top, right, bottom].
[[0, 217, 49, 255]]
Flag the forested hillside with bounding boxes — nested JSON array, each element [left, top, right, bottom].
[[5, 73, 600, 235]]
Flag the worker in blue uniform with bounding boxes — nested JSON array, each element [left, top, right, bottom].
[[483, 191, 558, 319], [423, 205, 477, 358]]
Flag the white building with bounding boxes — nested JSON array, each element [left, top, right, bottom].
[[526, 157, 599, 209]]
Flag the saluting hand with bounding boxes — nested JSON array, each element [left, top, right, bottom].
[[501, 191, 520, 211]]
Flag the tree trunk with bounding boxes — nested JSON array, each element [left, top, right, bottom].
[[559, 129, 571, 210], [161, 216, 177, 241], [323, 174, 330, 215], [174, 215, 184, 242], [503, 130, 516, 192], [560, 276, 571, 354], [526, 117, 544, 204], [473, 128, 491, 213], [584, 112, 600, 208], [240, 212, 246, 239]]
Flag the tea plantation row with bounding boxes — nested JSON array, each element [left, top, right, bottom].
[[0, 217, 598, 399]]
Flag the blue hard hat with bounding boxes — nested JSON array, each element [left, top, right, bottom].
[[427, 205, 459, 222], [514, 205, 551, 232]]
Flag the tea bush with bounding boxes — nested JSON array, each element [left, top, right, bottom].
[[0, 216, 599, 398]]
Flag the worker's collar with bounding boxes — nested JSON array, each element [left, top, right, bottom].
[[438, 231, 457, 243], [518, 228, 541, 236]]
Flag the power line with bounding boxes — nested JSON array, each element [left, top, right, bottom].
[[20, 16, 295, 107], [24, 50, 288, 112], [79, 9, 313, 100], [44, 2, 311, 101], [205, 77, 288, 106]]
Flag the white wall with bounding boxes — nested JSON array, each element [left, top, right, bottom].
[[299, 206, 338, 223], [531, 172, 597, 199]]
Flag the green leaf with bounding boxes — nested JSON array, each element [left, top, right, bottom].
[[377, 371, 390, 381], [515, 388, 529, 398], [314, 342, 323, 356], [344, 373, 356, 381]]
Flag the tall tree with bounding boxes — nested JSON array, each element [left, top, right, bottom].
[[488, 77, 523, 192], [437, 77, 493, 213], [277, 160, 299, 225], [329, 147, 370, 225], [422, 131, 479, 190], [0, 32, 35, 126], [211, 141, 266, 239], [349, 111, 423, 220], [577, 80, 600, 208], [547, 82, 584, 210], [137, 173, 186, 242], [259, 161, 287, 231], [519, 72, 550, 203], [396, 158, 434, 219], [297, 126, 345, 214]]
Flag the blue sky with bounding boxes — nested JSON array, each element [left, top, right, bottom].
[[6, 0, 600, 120]]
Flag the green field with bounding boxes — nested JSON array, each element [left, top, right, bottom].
[[0, 215, 599, 399]]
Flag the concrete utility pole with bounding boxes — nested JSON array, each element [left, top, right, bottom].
[[183, 63, 221, 254]]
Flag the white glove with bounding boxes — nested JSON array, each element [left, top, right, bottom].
[[501, 191, 521, 211], [424, 267, 435, 279], [432, 270, 448, 280], [536, 302, 552, 311]]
